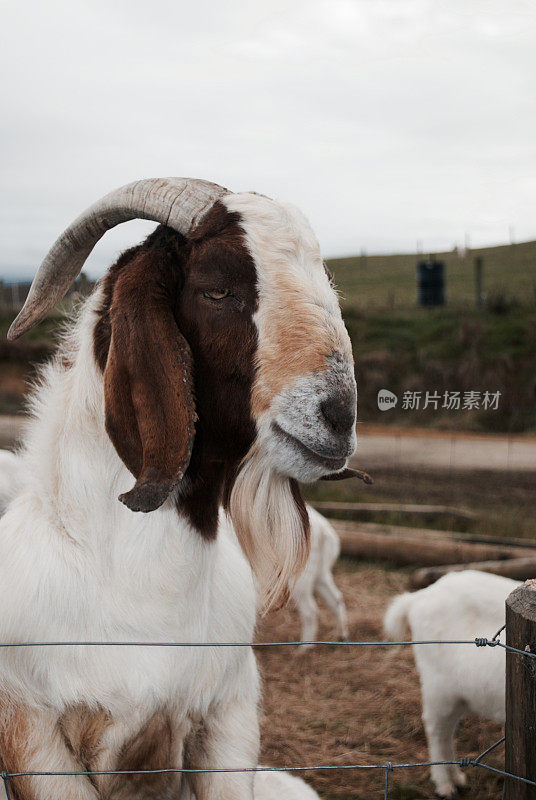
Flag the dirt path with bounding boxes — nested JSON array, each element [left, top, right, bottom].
[[353, 426, 536, 472]]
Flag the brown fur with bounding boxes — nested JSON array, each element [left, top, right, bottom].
[[103, 252, 197, 513], [252, 271, 349, 415], [59, 705, 111, 772], [93, 206, 259, 535], [0, 702, 197, 800], [108, 711, 184, 800], [0, 701, 105, 800], [0, 702, 34, 800]]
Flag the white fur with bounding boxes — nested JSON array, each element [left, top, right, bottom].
[[383, 570, 517, 798], [180, 770, 322, 800], [0, 449, 347, 650], [266, 357, 357, 483], [224, 193, 357, 484], [223, 194, 338, 315], [0, 450, 348, 650], [0, 292, 260, 799], [230, 442, 310, 611], [249, 771, 322, 800], [0, 449, 22, 515], [293, 507, 348, 647]]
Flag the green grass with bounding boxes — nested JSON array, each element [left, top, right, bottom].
[[327, 239, 536, 311], [328, 240, 536, 432], [342, 305, 536, 432], [0, 307, 67, 343]]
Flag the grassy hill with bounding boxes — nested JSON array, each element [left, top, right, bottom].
[[327, 239, 536, 310], [343, 305, 536, 432], [323, 241, 536, 434]]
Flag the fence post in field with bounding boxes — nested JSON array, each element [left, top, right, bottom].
[[505, 579, 536, 798], [474, 256, 483, 308]]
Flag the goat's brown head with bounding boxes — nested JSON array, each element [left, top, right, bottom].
[[8, 178, 358, 609]]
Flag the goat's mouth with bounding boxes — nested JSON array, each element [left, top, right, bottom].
[[271, 422, 347, 472]]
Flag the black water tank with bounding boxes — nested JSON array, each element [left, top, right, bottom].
[[417, 260, 445, 306]]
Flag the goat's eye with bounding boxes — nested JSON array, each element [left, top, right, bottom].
[[204, 289, 231, 301]]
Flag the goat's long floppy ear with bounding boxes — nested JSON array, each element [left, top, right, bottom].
[[103, 255, 196, 513]]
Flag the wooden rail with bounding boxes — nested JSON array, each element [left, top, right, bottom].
[[311, 500, 477, 521], [333, 520, 535, 567]]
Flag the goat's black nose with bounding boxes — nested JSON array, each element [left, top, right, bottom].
[[320, 394, 356, 435]]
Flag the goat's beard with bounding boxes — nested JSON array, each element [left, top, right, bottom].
[[229, 442, 311, 613]]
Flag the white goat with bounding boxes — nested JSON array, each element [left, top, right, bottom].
[[384, 570, 517, 798], [253, 771, 322, 799], [0, 178, 359, 800], [0, 449, 22, 515], [293, 506, 348, 646], [182, 770, 322, 799]]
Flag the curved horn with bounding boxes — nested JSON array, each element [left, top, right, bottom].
[[8, 177, 228, 340]]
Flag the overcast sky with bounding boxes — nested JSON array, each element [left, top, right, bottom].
[[1, 0, 536, 280]]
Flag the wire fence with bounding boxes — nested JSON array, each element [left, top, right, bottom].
[[0, 633, 532, 800]]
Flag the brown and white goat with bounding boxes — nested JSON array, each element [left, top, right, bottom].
[[1, 178, 359, 800]]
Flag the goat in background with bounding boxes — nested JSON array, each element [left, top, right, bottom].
[[293, 506, 348, 647], [384, 570, 515, 799]]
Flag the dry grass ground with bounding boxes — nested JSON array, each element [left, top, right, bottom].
[[256, 560, 504, 799]]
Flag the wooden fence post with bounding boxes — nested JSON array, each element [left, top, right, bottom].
[[475, 256, 483, 308], [505, 579, 536, 798]]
